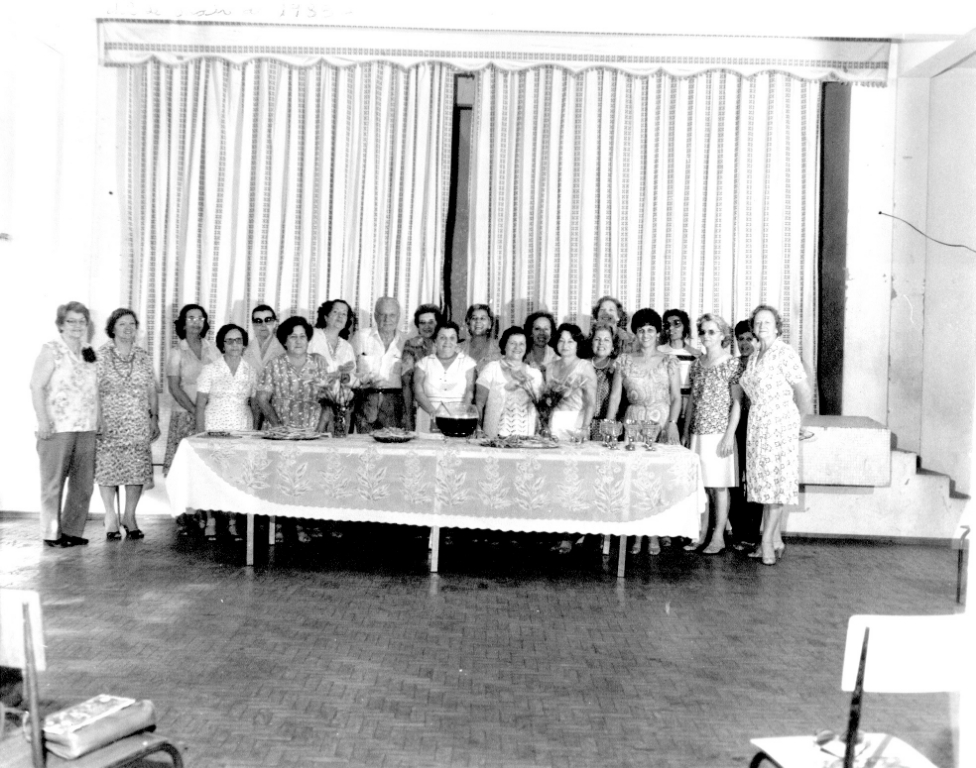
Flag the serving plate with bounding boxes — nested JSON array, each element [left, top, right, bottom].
[[372, 429, 417, 444], [479, 435, 560, 450], [261, 428, 328, 441]]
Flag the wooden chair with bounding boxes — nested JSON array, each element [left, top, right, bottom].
[[0, 589, 183, 768], [749, 613, 966, 768]]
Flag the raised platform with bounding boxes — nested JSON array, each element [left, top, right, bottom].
[[799, 415, 890, 486]]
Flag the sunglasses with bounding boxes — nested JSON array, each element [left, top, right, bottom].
[[252, 317, 276, 325]]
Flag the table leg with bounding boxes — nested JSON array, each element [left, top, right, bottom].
[[429, 526, 440, 573], [602, 535, 611, 556], [617, 535, 626, 579], [246, 513, 255, 567], [269, 515, 276, 545]]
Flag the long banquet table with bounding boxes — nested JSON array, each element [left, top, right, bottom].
[[166, 433, 706, 576]]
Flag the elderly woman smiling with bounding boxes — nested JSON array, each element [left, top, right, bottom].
[[257, 316, 331, 430], [96, 308, 159, 541], [413, 321, 477, 433], [476, 326, 543, 438], [30, 301, 99, 547], [736, 304, 813, 566]]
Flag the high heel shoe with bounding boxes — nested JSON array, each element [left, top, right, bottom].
[[774, 543, 786, 560], [702, 541, 725, 555], [648, 537, 661, 556], [630, 537, 642, 555], [761, 543, 777, 566], [123, 526, 144, 540], [106, 531, 122, 541]]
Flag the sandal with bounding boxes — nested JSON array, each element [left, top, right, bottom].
[[702, 541, 725, 555], [106, 531, 122, 541], [123, 527, 144, 540], [647, 537, 661, 556]]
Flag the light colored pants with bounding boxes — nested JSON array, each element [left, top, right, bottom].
[[37, 431, 95, 540]]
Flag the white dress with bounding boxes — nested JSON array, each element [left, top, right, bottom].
[[477, 361, 543, 438], [414, 353, 477, 433], [196, 358, 257, 431], [308, 328, 358, 380]]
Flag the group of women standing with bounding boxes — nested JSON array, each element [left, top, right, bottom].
[[31, 296, 812, 567]]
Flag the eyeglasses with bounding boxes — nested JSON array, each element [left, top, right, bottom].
[[701, 329, 722, 336], [63, 319, 88, 326], [224, 338, 245, 345], [252, 317, 276, 325]]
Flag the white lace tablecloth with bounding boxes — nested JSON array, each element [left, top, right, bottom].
[[167, 435, 705, 541]]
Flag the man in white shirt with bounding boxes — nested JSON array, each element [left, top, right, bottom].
[[351, 296, 406, 432]]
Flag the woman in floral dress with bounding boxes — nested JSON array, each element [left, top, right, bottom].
[[257, 316, 331, 430], [545, 324, 597, 442], [682, 313, 742, 555], [607, 308, 681, 555], [736, 304, 813, 566], [587, 322, 619, 440], [96, 309, 159, 540]]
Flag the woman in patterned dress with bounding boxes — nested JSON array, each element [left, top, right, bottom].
[[257, 316, 331, 430], [682, 314, 742, 555], [546, 324, 597, 443], [476, 326, 543, 438], [607, 308, 681, 556], [736, 305, 813, 566], [95, 309, 159, 540], [587, 322, 619, 440]]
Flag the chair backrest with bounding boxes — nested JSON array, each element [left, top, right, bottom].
[[841, 614, 965, 694], [0, 588, 45, 671]]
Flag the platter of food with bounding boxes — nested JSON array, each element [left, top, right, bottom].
[[478, 435, 560, 450], [261, 427, 328, 441], [371, 428, 417, 444]]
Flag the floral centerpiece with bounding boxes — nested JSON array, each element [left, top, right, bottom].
[[318, 362, 356, 437], [531, 368, 582, 438]]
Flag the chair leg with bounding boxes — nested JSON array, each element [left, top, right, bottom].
[[155, 741, 185, 767], [958, 547, 967, 604], [749, 752, 781, 768]]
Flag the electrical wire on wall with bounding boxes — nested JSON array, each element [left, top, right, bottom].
[[879, 211, 976, 255]]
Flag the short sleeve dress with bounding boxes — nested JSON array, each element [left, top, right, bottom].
[[545, 358, 597, 441], [258, 353, 331, 430], [95, 341, 155, 487], [687, 356, 743, 488], [617, 352, 678, 432], [197, 357, 258, 431], [163, 338, 221, 475], [738, 339, 807, 505]]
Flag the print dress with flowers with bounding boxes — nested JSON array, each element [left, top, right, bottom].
[[738, 338, 806, 505]]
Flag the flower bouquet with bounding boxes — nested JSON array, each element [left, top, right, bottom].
[[532, 374, 580, 438], [318, 363, 356, 437]]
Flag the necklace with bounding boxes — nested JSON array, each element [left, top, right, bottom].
[[592, 357, 611, 371], [326, 334, 340, 356], [110, 345, 135, 380]]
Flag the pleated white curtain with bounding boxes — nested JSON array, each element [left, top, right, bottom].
[[468, 66, 821, 376], [118, 58, 454, 378]]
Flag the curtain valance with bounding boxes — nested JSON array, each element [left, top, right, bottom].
[[99, 20, 890, 85]]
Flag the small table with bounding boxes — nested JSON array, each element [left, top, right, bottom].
[[166, 434, 705, 576]]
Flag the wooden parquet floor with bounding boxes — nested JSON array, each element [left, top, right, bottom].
[[0, 514, 960, 768]]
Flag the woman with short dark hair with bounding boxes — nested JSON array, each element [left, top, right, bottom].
[[475, 326, 543, 438], [95, 308, 159, 540], [413, 321, 477, 433], [29, 301, 99, 547], [546, 323, 597, 442], [257, 316, 331, 430], [606, 308, 681, 556]]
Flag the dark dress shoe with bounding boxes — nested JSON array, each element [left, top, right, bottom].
[[43, 537, 73, 548], [63, 535, 89, 546], [106, 531, 122, 541]]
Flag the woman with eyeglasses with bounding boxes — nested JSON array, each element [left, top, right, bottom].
[[736, 304, 813, 566], [658, 308, 701, 434], [195, 323, 259, 540], [30, 301, 99, 547], [681, 314, 743, 555], [95, 308, 159, 541]]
